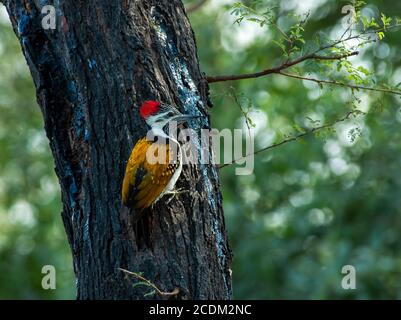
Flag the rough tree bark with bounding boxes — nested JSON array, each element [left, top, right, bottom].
[[2, 0, 232, 299]]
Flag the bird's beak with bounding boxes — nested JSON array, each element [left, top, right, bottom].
[[172, 114, 201, 124]]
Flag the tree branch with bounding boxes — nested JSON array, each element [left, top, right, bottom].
[[206, 51, 359, 83], [278, 71, 401, 96], [186, 0, 209, 14], [118, 268, 180, 297], [219, 110, 364, 169]]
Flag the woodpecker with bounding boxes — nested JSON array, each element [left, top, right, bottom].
[[121, 100, 195, 211]]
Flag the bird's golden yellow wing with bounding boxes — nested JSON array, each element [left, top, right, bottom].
[[135, 143, 179, 209], [122, 139, 179, 210], [121, 138, 150, 208]]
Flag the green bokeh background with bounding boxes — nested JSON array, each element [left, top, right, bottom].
[[0, 0, 400, 299]]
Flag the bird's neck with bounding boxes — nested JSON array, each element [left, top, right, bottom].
[[150, 126, 179, 146]]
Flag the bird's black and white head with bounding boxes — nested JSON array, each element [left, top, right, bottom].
[[139, 100, 195, 130]]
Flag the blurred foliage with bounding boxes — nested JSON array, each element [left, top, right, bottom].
[[1, 0, 401, 299], [0, 6, 74, 299]]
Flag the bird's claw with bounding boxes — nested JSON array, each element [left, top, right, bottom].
[[165, 188, 187, 205]]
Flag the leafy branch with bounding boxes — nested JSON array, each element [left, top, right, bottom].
[[277, 71, 401, 96], [118, 268, 179, 297], [207, 1, 401, 97], [206, 51, 359, 83], [218, 109, 366, 169]]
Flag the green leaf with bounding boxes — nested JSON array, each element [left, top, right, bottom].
[[380, 13, 392, 29], [292, 124, 305, 134], [361, 16, 369, 29], [369, 17, 380, 28], [144, 290, 156, 298], [133, 281, 151, 289], [356, 66, 370, 76], [272, 40, 287, 54]]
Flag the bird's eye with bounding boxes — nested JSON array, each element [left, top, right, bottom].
[[167, 112, 174, 117]]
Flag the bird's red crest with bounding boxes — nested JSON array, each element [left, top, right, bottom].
[[140, 100, 160, 118]]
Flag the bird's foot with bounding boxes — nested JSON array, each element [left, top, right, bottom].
[[165, 188, 187, 205]]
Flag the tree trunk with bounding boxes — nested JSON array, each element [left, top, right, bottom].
[[2, 0, 232, 299]]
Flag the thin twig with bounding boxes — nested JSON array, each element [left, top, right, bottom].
[[206, 51, 358, 83], [339, 23, 353, 41], [186, 0, 209, 14], [230, 89, 254, 153], [271, 20, 291, 43], [119, 268, 180, 297], [315, 23, 401, 55], [278, 71, 401, 96], [218, 110, 364, 169]]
